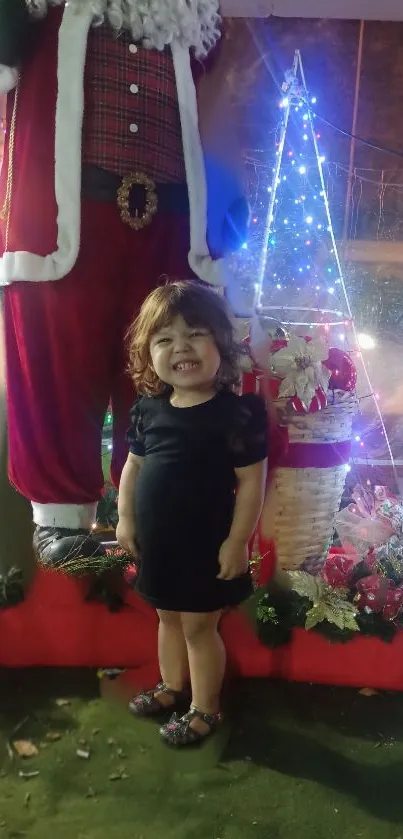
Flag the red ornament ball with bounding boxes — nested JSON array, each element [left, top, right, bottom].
[[324, 348, 357, 392]]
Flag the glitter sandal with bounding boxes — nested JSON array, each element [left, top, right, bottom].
[[128, 682, 189, 717], [159, 706, 223, 746]]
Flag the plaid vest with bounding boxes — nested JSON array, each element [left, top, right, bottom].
[[82, 24, 186, 183]]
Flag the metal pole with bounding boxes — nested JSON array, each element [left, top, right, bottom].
[[341, 19, 365, 251]]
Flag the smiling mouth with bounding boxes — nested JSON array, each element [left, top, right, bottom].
[[172, 361, 200, 372]]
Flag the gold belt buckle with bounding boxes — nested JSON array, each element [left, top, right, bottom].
[[117, 172, 158, 231]]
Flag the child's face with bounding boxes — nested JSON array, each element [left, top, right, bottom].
[[150, 315, 221, 391]]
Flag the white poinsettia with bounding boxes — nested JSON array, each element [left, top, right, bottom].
[[271, 336, 331, 407]]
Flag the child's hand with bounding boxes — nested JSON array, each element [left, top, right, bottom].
[[217, 537, 249, 581], [116, 516, 138, 558]]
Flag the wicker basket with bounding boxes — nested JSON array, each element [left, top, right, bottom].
[[263, 393, 357, 571]]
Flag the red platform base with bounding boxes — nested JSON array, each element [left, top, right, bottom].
[[1, 568, 403, 692]]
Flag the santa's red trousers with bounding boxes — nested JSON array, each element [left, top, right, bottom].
[[3, 199, 191, 504]]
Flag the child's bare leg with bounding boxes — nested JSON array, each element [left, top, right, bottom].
[[155, 609, 189, 706], [181, 610, 225, 733]]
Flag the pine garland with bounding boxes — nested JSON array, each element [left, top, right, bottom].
[[45, 547, 132, 578], [247, 576, 399, 649]]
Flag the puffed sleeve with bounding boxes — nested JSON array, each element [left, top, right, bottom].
[[125, 399, 145, 458], [228, 394, 269, 469]]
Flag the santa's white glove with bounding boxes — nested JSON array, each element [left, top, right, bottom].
[[0, 65, 18, 94]]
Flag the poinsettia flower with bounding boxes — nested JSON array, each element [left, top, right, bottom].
[[272, 335, 328, 375], [272, 336, 330, 406]]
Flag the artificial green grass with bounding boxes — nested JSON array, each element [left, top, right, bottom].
[[1, 670, 403, 838]]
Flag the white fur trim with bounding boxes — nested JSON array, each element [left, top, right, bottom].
[[0, 12, 225, 287], [0, 6, 92, 285], [171, 43, 208, 257], [32, 502, 98, 529], [171, 41, 227, 288], [0, 65, 18, 94], [188, 253, 229, 287]]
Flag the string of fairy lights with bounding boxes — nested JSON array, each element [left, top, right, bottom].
[[240, 50, 399, 486]]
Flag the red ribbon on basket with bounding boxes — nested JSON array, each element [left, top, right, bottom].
[[281, 441, 351, 469], [241, 371, 351, 471]]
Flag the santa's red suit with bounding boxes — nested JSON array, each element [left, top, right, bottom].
[[0, 0, 248, 564]]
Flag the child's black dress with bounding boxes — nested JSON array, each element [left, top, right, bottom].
[[126, 390, 268, 613]]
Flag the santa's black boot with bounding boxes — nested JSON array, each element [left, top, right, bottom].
[[33, 527, 124, 612], [33, 526, 105, 568]]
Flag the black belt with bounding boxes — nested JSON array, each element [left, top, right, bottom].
[[81, 164, 189, 229]]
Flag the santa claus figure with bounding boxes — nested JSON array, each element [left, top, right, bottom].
[[0, 0, 248, 566]]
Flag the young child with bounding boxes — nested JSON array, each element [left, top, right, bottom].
[[116, 280, 268, 747]]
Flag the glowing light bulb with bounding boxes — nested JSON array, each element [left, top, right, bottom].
[[299, 165, 307, 174], [358, 333, 376, 350], [306, 216, 313, 224]]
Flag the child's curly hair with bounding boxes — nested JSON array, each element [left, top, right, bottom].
[[127, 280, 241, 395]]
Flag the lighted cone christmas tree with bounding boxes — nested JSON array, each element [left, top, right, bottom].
[[241, 50, 397, 572]]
